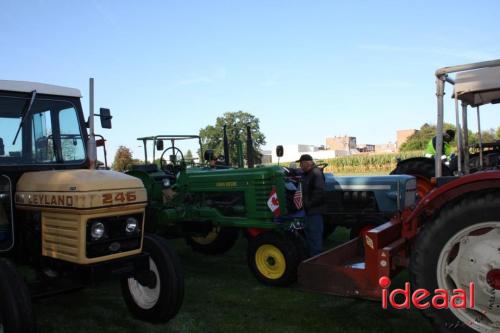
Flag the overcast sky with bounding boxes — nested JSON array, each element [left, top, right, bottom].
[[1, 0, 499, 160]]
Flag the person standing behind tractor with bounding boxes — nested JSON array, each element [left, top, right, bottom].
[[298, 154, 326, 257], [425, 129, 455, 159]]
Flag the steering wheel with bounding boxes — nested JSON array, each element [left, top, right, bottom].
[[160, 147, 185, 173]]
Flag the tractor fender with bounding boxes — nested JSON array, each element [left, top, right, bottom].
[[408, 171, 500, 223]]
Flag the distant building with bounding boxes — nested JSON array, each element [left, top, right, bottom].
[[397, 129, 418, 150], [375, 142, 397, 153], [271, 144, 345, 163], [326, 136, 357, 151], [357, 144, 375, 153], [260, 150, 272, 164]]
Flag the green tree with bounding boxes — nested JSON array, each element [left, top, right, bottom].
[[185, 149, 194, 161], [112, 146, 134, 172], [496, 126, 500, 139], [400, 123, 456, 151], [199, 111, 266, 165]]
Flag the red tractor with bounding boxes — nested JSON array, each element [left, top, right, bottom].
[[298, 59, 500, 333]]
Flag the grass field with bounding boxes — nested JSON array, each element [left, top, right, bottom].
[[34, 228, 434, 333]]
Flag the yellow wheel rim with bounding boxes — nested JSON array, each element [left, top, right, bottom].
[[191, 227, 219, 245], [255, 244, 286, 280]]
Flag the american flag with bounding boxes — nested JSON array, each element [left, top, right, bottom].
[[293, 183, 303, 209]]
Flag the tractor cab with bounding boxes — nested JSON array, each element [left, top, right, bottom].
[[0, 81, 96, 251]]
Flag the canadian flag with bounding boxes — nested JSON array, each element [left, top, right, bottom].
[[267, 187, 281, 217]]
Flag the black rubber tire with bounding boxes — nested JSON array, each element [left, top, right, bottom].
[[391, 157, 452, 180], [247, 231, 302, 286], [410, 192, 500, 333], [121, 234, 184, 323], [0, 258, 36, 333], [186, 226, 239, 255]]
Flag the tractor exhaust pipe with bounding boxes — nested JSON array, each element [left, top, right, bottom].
[[223, 124, 230, 166], [87, 78, 97, 170], [246, 125, 255, 168]]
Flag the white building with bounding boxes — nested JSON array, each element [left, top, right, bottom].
[[271, 144, 348, 163]]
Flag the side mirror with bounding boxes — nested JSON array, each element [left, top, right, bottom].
[[156, 139, 164, 151], [0, 138, 4, 156], [204, 149, 214, 161], [96, 139, 105, 147], [276, 145, 284, 158], [99, 108, 112, 129]]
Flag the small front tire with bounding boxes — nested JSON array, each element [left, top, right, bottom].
[[121, 234, 184, 323], [247, 231, 302, 286]]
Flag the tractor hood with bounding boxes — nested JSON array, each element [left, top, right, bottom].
[[16, 169, 143, 192], [15, 170, 147, 210]]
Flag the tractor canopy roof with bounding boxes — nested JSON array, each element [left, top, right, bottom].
[[452, 65, 500, 107], [137, 135, 200, 142], [0, 80, 81, 97]]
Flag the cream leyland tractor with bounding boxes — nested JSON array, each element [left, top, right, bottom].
[[0, 79, 183, 332]]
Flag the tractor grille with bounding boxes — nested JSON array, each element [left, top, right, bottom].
[[42, 213, 81, 262], [253, 178, 274, 214]]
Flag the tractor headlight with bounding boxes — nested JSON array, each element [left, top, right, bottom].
[[125, 217, 139, 234], [90, 222, 105, 240], [162, 178, 171, 188]]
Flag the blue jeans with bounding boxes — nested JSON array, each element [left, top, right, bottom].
[[304, 214, 324, 256]]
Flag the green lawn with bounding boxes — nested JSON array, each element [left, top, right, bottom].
[[35, 229, 434, 333]]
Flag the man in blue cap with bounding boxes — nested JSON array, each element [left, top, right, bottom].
[[297, 154, 326, 256]]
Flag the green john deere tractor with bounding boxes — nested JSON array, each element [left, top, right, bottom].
[[127, 129, 316, 286]]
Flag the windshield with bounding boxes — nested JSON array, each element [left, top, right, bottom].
[[0, 95, 86, 166]]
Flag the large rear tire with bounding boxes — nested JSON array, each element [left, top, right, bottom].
[[247, 231, 303, 286], [121, 234, 184, 323], [0, 258, 36, 333], [186, 226, 239, 255], [410, 192, 500, 333]]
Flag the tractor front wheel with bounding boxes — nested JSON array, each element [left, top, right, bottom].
[[0, 259, 36, 333], [121, 234, 184, 323], [247, 231, 303, 286], [187, 226, 239, 255], [410, 192, 500, 333]]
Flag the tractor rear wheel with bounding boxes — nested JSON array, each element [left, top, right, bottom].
[[247, 231, 302, 286], [121, 234, 184, 323], [0, 258, 36, 333], [390, 158, 452, 199], [186, 226, 239, 255], [410, 192, 500, 333]]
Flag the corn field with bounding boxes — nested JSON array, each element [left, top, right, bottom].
[[322, 151, 425, 175]]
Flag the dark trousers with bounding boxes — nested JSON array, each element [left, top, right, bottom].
[[304, 214, 324, 256]]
